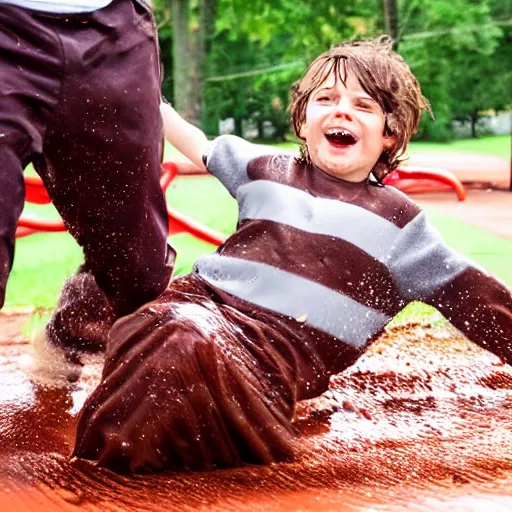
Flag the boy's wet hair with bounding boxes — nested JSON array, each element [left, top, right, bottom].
[[289, 36, 431, 182]]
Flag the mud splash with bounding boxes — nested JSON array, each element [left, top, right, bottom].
[[1, 312, 512, 511]]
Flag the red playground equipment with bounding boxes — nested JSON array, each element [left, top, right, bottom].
[[16, 163, 465, 243]]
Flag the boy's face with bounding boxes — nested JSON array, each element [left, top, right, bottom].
[[300, 69, 394, 182]]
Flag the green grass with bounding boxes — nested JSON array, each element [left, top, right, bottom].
[[6, 233, 83, 309], [423, 209, 512, 285], [272, 134, 511, 160], [407, 135, 511, 160], [5, 134, 511, 325], [168, 177, 237, 276]]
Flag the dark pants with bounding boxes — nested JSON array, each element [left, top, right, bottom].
[[0, 0, 173, 316]]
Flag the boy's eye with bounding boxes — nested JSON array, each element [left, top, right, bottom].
[[356, 100, 374, 110], [316, 95, 331, 102]]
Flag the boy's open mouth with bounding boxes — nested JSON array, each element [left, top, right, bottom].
[[324, 129, 358, 148]]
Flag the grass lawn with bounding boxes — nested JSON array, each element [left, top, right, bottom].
[[272, 134, 511, 160], [5, 135, 511, 329], [407, 135, 510, 160]]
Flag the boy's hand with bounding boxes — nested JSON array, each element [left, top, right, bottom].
[[160, 102, 209, 171]]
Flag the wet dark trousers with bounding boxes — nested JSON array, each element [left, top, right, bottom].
[[0, 0, 173, 315]]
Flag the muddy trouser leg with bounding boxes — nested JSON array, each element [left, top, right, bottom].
[[73, 277, 300, 473], [0, 5, 63, 310], [0, 144, 25, 310], [36, 0, 173, 344], [72, 276, 363, 473]]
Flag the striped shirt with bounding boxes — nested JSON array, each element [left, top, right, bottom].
[[0, 0, 113, 13], [0, 0, 151, 13], [195, 135, 512, 361]]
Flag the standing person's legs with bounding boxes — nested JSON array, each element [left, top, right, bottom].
[[36, 0, 173, 325], [0, 5, 63, 309]]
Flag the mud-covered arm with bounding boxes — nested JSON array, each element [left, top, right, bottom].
[[425, 266, 512, 362], [390, 211, 512, 363]]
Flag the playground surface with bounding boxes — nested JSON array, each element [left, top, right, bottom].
[[2, 314, 512, 511], [1, 148, 511, 511]]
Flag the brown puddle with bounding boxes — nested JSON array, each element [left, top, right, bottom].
[[2, 312, 512, 511]]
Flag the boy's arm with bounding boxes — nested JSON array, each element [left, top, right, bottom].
[[391, 211, 512, 364], [160, 102, 208, 170], [425, 265, 512, 364], [161, 105, 283, 198]]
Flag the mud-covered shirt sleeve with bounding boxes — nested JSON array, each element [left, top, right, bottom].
[[389, 211, 512, 363], [202, 135, 281, 198]]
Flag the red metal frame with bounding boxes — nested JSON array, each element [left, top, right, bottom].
[[16, 162, 465, 243], [383, 166, 466, 201], [17, 162, 227, 245]]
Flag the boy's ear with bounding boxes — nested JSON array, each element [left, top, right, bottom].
[[298, 122, 308, 140], [383, 134, 396, 151]]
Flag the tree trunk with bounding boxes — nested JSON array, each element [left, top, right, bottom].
[[199, 0, 218, 132], [509, 126, 511, 190], [273, 118, 288, 142], [257, 117, 264, 140], [470, 111, 478, 138], [234, 117, 243, 137], [170, 0, 194, 120], [188, 22, 201, 127], [199, 0, 217, 63], [383, 0, 399, 49]]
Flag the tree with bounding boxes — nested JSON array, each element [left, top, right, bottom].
[[383, 0, 399, 48], [155, 0, 217, 126], [198, 0, 218, 127], [398, 0, 507, 140], [202, 0, 379, 137], [170, 0, 194, 119]]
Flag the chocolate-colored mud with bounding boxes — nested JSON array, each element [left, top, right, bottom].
[[2, 311, 512, 511]]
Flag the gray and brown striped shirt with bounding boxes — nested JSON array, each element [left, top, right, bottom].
[[195, 135, 512, 365]]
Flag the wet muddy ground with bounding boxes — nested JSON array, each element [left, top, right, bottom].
[[2, 311, 512, 511]]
